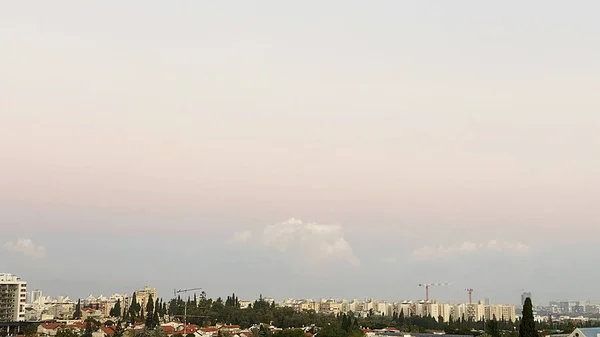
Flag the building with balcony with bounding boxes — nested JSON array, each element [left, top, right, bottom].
[[0, 273, 27, 322]]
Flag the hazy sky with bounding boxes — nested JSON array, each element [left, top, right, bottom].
[[1, 1, 599, 306]]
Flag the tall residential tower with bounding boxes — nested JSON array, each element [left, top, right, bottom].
[[0, 273, 27, 321]]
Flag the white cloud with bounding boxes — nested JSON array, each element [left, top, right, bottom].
[[384, 257, 398, 264], [410, 240, 530, 261], [4, 238, 46, 259], [231, 230, 253, 244], [262, 218, 359, 266]]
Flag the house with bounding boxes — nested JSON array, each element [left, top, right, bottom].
[[198, 327, 219, 337], [65, 322, 86, 331], [569, 328, 600, 337], [92, 327, 115, 337], [38, 323, 63, 336], [220, 325, 241, 334], [82, 308, 104, 321], [361, 329, 375, 337]]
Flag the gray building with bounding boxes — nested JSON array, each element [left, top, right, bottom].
[[521, 292, 532, 307]]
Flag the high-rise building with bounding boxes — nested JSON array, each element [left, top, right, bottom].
[[134, 286, 158, 311], [30, 290, 42, 304], [0, 273, 27, 322], [521, 292, 532, 307]]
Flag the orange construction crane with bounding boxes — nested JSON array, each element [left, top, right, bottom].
[[466, 288, 474, 304], [418, 283, 449, 301]]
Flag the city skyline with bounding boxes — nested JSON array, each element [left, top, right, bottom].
[[2, 1, 600, 307]]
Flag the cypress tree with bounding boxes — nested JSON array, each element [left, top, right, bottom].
[[146, 294, 155, 317], [519, 297, 536, 337], [111, 299, 122, 318], [153, 311, 160, 327], [73, 299, 82, 320], [83, 320, 93, 337], [145, 294, 155, 328]]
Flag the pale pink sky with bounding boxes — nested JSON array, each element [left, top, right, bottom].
[[1, 0, 599, 304]]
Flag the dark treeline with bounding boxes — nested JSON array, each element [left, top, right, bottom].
[[165, 294, 600, 336]]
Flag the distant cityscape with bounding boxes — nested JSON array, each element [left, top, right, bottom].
[[3, 272, 600, 327]]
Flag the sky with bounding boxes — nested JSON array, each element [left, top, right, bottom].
[[1, 1, 599, 306]]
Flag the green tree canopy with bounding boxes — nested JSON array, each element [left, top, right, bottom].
[[519, 298, 536, 337]]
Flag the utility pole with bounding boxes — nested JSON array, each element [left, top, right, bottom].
[[174, 287, 202, 335]]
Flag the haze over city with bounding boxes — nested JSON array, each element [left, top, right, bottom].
[[1, 1, 599, 305]]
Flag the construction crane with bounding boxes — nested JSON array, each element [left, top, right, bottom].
[[466, 288, 474, 304], [418, 283, 449, 301], [174, 287, 203, 335]]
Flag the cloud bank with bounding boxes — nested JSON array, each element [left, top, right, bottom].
[[4, 238, 46, 259], [260, 218, 359, 266], [231, 230, 253, 244], [410, 240, 529, 261]]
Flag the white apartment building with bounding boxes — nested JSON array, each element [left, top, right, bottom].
[[135, 286, 158, 310], [349, 299, 361, 313], [426, 302, 440, 319], [484, 304, 516, 322], [0, 273, 27, 321], [367, 299, 378, 312], [451, 303, 467, 321], [466, 302, 486, 321], [341, 299, 350, 313], [438, 303, 452, 323], [398, 301, 412, 317], [30, 290, 43, 304], [377, 302, 392, 316]]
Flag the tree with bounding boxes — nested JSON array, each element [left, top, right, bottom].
[[487, 316, 500, 337], [132, 327, 167, 337], [147, 294, 155, 317], [130, 292, 141, 323], [113, 322, 125, 337], [519, 298, 536, 337], [82, 320, 94, 337], [73, 299, 82, 319], [111, 299, 122, 318], [318, 325, 347, 337], [56, 328, 80, 337], [153, 311, 160, 328], [23, 324, 38, 337], [146, 294, 156, 328], [274, 329, 306, 337]]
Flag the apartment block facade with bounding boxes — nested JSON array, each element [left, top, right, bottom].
[[0, 273, 27, 321]]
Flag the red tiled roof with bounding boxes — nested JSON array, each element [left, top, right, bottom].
[[305, 333, 313, 337], [41, 324, 62, 330], [101, 327, 116, 335], [221, 326, 240, 329], [201, 328, 219, 332], [67, 322, 86, 329], [161, 326, 176, 334], [362, 329, 373, 333]]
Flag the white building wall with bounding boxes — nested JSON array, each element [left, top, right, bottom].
[[0, 273, 27, 321]]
